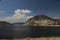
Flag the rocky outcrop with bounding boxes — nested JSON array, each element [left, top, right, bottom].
[[25, 15, 60, 26]]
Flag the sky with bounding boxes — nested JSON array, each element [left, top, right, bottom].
[[0, 0, 60, 23]]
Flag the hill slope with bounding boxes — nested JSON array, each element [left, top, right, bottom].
[[25, 15, 60, 26]]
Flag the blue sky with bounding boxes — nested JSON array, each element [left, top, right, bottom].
[[0, 0, 60, 23]]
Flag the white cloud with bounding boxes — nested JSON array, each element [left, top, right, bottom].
[[54, 17, 59, 19], [0, 9, 33, 23]]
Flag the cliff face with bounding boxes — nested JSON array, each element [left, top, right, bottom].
[[25, 15, 60, 26]]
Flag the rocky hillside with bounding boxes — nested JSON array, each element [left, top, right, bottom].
[[25, 15, 60, 26]]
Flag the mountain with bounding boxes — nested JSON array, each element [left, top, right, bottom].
[[13, 23, 25, 26], [25, 15, 60, 26], [27, 15, 53, 21], [0, 21, 9, 24]]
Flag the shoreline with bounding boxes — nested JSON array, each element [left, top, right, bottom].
[[25, 25, 60, 27]]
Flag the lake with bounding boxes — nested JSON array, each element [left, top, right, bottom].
[[13, 26, 60, 38], [0, 26, 60, 39]]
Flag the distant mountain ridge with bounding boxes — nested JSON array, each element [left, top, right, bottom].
[[0, 21, 10, 24], [27, 15, 53, 22]]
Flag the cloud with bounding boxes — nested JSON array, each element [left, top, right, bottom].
[[54, 17, 59, 19], [0, 9, 33, 23]]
